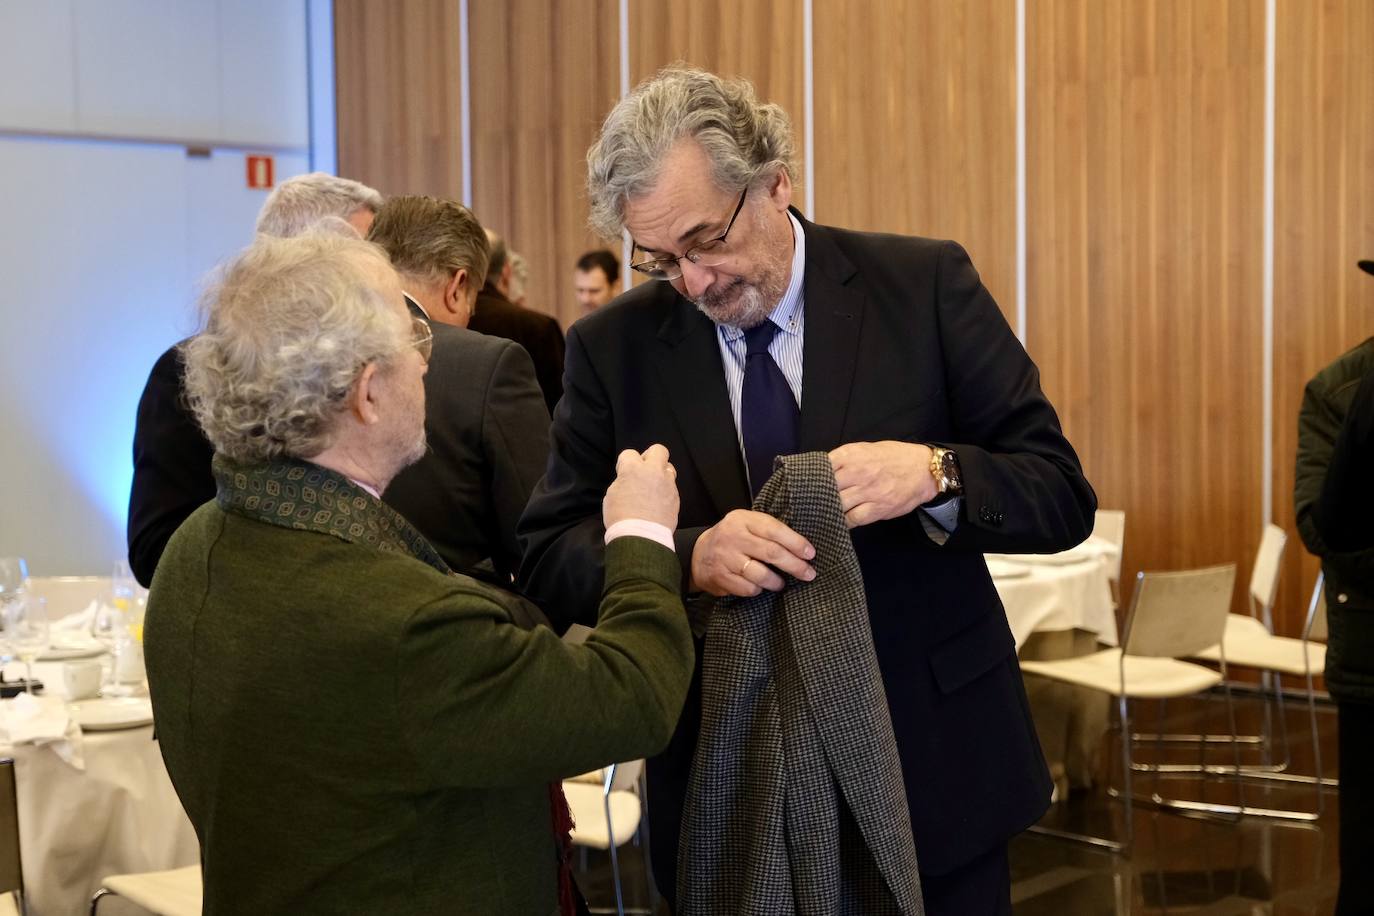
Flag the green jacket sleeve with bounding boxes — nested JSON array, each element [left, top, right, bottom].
[[1295, 378, 1342, 557], [396, 536, 693, 788]]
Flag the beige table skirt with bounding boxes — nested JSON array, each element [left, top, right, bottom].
[[1019, 628, 1111, 797]]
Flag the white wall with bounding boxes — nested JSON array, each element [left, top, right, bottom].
[[0, 1, 316, 575]]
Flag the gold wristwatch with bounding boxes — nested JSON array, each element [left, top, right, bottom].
[[928, 446, 963, 496]]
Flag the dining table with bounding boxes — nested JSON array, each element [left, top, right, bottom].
[[0, 575, 199, 916], [1, 655, 199, 916]]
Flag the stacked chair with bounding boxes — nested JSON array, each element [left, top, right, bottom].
[[1020, 563, 1243, 852]]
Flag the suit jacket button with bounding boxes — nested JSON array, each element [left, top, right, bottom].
[[1338, 593, 1349, 604]]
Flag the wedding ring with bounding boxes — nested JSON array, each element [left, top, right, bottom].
[[740, 559, 754, 579]]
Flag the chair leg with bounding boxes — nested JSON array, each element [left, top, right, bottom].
[[1120, 694, 1134, 850], [604, 793, 624, 916]]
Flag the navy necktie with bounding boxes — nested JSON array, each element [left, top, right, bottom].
[[741, 319, 799, 496]]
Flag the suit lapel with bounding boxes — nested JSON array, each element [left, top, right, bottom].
[[653, 299, 751, 517], [798, 217, 865, 451]]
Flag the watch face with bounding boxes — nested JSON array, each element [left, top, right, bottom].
[[942, 451, 962, 488]]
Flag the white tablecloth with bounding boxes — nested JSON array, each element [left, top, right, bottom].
[[988, 540, 1119, 648], [5, 660, 198, 916]]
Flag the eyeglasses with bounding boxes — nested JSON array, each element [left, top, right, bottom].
[[409, 315, 433, 363], [630, 187, 749, 281]]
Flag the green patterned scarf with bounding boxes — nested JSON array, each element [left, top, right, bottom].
[[212, 455, 452, 575]]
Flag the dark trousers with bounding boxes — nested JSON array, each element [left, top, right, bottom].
[[920, 843, 1012, 916], [1337, 701, 1374, 916]]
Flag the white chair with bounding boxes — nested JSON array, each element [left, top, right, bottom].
[[1143, 526, 1287, 753], [1197, 523, 1287, 662], [89, 865, 202, 916], [564, 761, 648, 916], [1166, 577, 1334, 813], [1093, 509, 1127, 609], [1021, 564, 1246, 852]]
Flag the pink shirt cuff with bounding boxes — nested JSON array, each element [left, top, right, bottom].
[[604, 519, 676, 552]]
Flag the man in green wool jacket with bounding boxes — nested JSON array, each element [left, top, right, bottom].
[[144, 231, 693, 916]]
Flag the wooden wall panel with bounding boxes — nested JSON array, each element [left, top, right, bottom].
[[468, 0, 620, 327], [812, 0, 1017, 330], [334, 0, 463, 198], [629, 0, 806, 212], [1272, 0, 1374, 637], [1026, 0, 1267, 615]]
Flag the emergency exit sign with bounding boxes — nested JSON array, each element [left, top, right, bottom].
[[246, 155, 275, 189]]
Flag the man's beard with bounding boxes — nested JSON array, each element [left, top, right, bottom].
[[691, 269, 786, 329], [402, 427, 428, 468], [689, 211, 790, 328]]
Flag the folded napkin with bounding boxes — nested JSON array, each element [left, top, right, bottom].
[[50, 601, 103, 649], [0, 693, 84, 769]]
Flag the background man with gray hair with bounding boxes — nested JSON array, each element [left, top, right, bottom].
[[517, 66, 1095, 914], [144, 232, 695, 915], [367, 195, 551, 582], [128, 171, 386, 585], [253, 170, 383, 238]]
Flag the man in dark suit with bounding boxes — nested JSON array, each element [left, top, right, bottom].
[[516, 67, 1096, 915], [367, 196, 550, 583], [128, 181, 550, 588], [467, 229, 566, 413], [128, 173, 384, 586]]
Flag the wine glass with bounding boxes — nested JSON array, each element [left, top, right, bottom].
[[0, 557, 26, 605], [8, 597, 48, 694], [91, 598, 132, 698], [0, 558, 27, 688]]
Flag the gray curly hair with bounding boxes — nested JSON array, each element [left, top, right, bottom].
[[586, 66, 798, 239], [183, 234, 407, 464]]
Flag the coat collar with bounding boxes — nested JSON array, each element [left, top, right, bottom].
[[213, 455, 452, 574]]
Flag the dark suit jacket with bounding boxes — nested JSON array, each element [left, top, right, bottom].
[[126, 301, 551, 587], [468, 288, 566, 413], [516, 216, 1096, 888], [385, 298, 552, 583], [127, 344, 215, 587]]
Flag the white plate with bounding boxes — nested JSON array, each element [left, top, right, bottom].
[[38, 643, 106, 661], [984, 558, 1031, 579], [68, 697, 153, 731]]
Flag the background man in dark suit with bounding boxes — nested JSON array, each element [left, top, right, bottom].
[[516, 67, 1096, 915], [468, 228, 567, 413], [127, 172, 384, 586], [367, 196, 550, 583]]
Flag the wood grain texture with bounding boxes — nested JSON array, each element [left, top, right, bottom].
[[1026, 0, 1267, 617], [467, 0, 621, 327], [334, 0, 464, 198], [1272, 0, 1374, 637], [812, 0, 1018, 330]]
